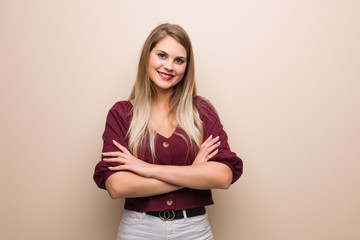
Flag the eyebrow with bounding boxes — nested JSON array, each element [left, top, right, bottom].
[[155, 50, 187, 60]]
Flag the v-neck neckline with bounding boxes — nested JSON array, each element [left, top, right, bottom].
[[125, 100, 180, 140], [156, 128, 179, 140]]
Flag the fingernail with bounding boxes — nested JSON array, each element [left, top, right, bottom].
[[112, 140, 117, 143], [102, 152, 106, 155], [215, 136, 219, 140], [214, 149, 218, 152], [208, 135, 213, 139], [102, 158, 107, 161], [108, 166, 113, 169], [217, 141, 221, 145]]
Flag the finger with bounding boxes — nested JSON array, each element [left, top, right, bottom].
[[205, 135, 213, 142], [209, 136, 220, 145], [207, 141, 220, 153], [112, 140, 131, 154], [108, 165, 127, 171], [102, 151, 126, 158], [202, 135, 220, 148], [206, 149, 218, 160], [200, 135, 212, 148], [103, 157, 126, 163]]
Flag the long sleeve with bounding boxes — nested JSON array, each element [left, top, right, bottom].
[[196, 97, 243, 184], [93, 101, 133, 189]]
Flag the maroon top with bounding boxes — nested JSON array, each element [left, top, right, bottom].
[[93, 96, 243, 212]]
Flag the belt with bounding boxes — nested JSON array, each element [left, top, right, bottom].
[[146, 207, 206, 221]]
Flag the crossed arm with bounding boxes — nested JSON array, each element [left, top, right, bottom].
[[103, 136, 233, 199]]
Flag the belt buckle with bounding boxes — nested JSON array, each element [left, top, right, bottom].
[[159, 210, 175, 221]]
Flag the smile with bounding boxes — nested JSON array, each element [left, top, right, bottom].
[[158, 71, 174, 81]]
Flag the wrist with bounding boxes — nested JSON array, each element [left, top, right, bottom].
[[147, 163, 158, 178]]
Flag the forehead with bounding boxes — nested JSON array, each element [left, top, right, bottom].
[[153, 36, 187, 58]]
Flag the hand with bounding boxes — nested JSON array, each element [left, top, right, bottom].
[[193, 135, 220, 165], [102, 140, 154, 178]]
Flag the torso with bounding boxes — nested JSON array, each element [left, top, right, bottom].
[[151, 108, 178, 138], [95, 96, 243, 211], [131, 98, 178, 139]]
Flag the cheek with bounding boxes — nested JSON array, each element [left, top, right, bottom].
[[148, 54, 161, 69], [175, 65, 187, 77]]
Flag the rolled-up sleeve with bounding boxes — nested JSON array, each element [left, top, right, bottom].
[[196, 97, 243, 184], [93, 101, 132, 189]]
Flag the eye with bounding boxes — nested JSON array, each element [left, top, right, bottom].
[[157, 53, 166, 58], [175, 58, 185, 64]]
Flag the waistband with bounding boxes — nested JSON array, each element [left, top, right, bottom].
[[146, 207, 206, 221]]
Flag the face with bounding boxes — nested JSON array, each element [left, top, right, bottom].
[[148, 36, 187, 93]]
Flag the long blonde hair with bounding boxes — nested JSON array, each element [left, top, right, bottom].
[[128, 23, 203, 159]]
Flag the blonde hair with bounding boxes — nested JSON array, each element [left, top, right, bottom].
[[127, 23, 203, 160]]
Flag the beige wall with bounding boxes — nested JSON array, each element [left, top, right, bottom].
[[1, 0, 359, 239]]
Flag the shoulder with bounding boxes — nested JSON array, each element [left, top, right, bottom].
[[109, 100, 132, 114], [194, 96, 219, 123], [194, 96, 212, 111], [107, 100, 133, 122]]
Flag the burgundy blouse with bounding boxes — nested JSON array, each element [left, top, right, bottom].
[[93, 97, 243, 212]]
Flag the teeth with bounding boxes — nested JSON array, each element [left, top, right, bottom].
[[159, 72, 172, 78]]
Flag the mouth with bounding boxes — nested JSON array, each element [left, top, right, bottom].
[[158, 71, 174, 81]]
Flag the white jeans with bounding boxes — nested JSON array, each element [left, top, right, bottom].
[[116, 209, 214, 240]]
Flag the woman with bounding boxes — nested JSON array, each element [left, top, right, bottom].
[[94, 23, 243, 240]]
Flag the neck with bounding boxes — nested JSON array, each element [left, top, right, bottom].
[[154, 87, 173, 108]]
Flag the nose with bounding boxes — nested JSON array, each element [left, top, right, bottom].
[[163, 59, 173, 71]]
